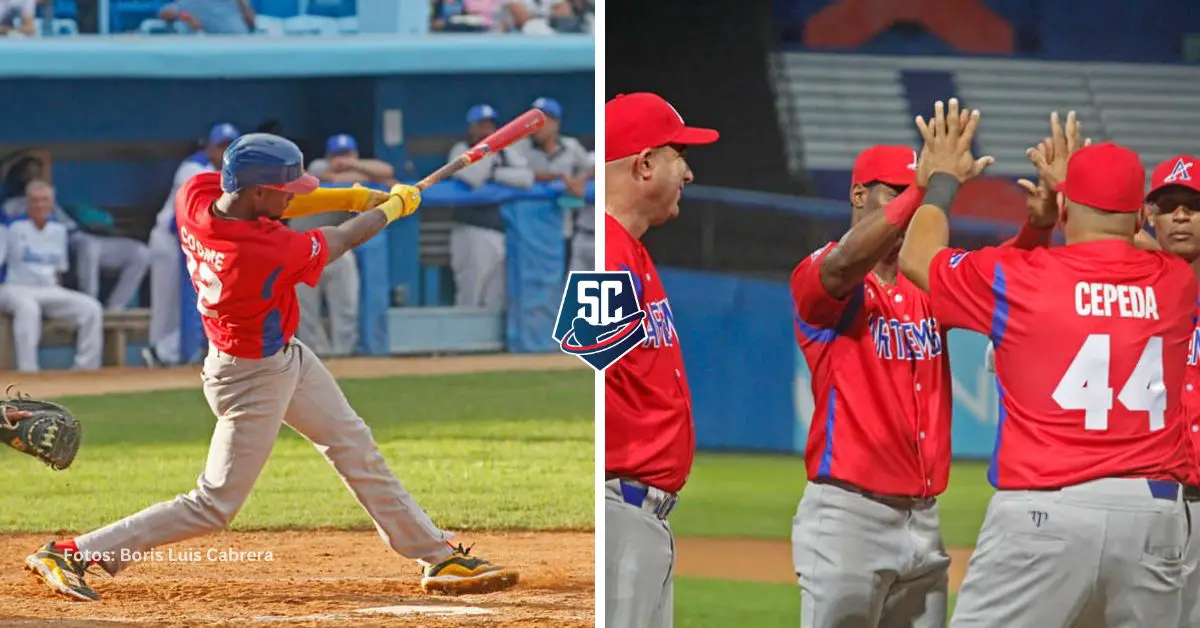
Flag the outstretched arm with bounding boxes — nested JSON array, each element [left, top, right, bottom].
[[817, 186, 926, 299], [282, 186, 391, 219], [318, 185, 420, 263]]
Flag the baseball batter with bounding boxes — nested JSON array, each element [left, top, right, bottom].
[[24, 134, 519, 602], [901, 128, 1195, 626], [604, 92, 718, 628], [789, 100, 1064, 628], [1136, 153, 1200, 627]]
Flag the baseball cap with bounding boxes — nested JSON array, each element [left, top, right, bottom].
[[221, 133, 319, 195], [1147, 154, 1200, 199], [532, 97, 563, 119], [466, 104, 497, 125], [326, 133, 358, 155], [1055, 142, 1145, 213], [208, 122, 241, 146], [605, 92, 719, 162], [852, 145, 918, 187]]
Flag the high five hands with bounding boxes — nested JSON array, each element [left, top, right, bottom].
[[914, 98, 994, 187], [1017, 111, 1092, 229]]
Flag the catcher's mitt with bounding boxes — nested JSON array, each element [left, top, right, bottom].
[[0, 389, 81, 470]]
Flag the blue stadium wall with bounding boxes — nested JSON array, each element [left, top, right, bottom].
[[662, 268, 999, 460]]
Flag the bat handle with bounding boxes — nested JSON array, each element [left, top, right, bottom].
[[415, 152, 475, 191]]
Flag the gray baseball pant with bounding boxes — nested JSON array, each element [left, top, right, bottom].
[[951, 477, 1188, 628], [75, 338, 454, 574], [792, 481, 949, 628], [1178, 497, 1200, 627], [147, 228, 181, 365], [450, 224, 505, 309], [0, 285, 103, 372], [606, 478, 675, 628], [71, 231, 151, 311]]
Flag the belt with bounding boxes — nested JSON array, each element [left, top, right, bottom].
[[1029, 478, 1182, 502], [814, 479, 935, 510], [609, 476, 679, 520]]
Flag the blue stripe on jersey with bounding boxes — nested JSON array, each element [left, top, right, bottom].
[[989, 264, 1009, 348], [260, 267, 284, 358], [817, 387, 836, 478], [987, 377, 1007, 488], [794, 284, 865, 344], [619, 264, 642, 301]]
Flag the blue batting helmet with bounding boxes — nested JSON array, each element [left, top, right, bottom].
[[221, 133, 319, 194]]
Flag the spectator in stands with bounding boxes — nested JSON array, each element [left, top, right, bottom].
[[448, 104, 534, 308], [159, 0, 255, 34], [2, 169, 150, 313], [0, 181, 102, 373], [285, 133, 393, 357], [0, 0, 35, 36], [516, 96, 595, 272], [144, 122, 240, 368], [502, 0, 586, 34], [431, 0, 503, 32]]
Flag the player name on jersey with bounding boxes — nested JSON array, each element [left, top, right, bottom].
[[179, 225, 227, 272], [1074, 282, 1159, 320]]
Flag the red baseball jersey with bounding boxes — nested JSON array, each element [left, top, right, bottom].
[[792, 243, 954, 497], [175, 172, 328, 359], [929, 240, 1197, 489], [1183, 300, 1200, 485], [604, 213, 695, 494]]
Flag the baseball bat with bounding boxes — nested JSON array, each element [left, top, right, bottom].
[[416, 109, 547, 191]]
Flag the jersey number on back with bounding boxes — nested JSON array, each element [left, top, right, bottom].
[[183, 250, 223, 318], [1051, 334, 1165, 432]]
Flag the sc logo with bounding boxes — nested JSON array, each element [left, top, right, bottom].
[[553, 271, 647, 371]]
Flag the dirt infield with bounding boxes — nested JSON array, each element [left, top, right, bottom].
[[0, 353, 593, 626], [675, 538, 973, 592], [0, 531, 593, 627]]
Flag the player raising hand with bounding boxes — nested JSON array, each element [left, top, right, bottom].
[[901, 124, 1195, 626], [788, 97, 992, 628]]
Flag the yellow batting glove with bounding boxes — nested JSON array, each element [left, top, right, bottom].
[[378, 183, 422, 223]]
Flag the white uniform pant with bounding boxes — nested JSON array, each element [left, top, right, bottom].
[[450, 224, 505, 309], [71, 231, 151, 311], [295, 251, 359, 357], [148, 228, 182, 364], [0, 285, 102, 372]]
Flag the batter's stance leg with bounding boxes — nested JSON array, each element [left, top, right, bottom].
[[605, 479, 674, 628], [281, 339, 454, 563], [1178, 498, 1200, 627], [74, 343, 296, 574]]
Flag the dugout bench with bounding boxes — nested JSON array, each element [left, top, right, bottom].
[[0, 308, 151, 369]]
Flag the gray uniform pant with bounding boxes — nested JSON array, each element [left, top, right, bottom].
[[792, 481, 949, 628], [951, 477, 1188, 628], [75, 338, 454, 574], [0, 285, 103, 372], [569, 230, 594, 273], [147, 228, 181, 365], [605, 478, 675, 628], [1178, 498, 1200, 627], [295, 251, 359, 357], [450, 224, 505, 309], [71, 231, 151, 311]]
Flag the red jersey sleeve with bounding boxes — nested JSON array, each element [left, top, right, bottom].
[[279, 227, 329, 288], [605, 216, 645, 302], [791, 242, 854, 328], [927, 247, 1008, 334]]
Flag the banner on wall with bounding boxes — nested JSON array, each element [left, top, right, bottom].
[[791, 328, 1000, 459]]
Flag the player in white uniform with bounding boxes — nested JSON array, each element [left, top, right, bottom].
[[144, 123, 240, 367], [0, 181, 102, 372]]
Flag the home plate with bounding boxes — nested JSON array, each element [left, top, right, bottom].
[[355, 605, 495, 617]]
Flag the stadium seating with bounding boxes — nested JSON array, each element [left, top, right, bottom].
[[772, 51, 1200, 196]]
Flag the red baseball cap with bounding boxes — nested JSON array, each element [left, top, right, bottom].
[[605, 93, 719, 162], [1147, 154, 1200, 199], [1054, 142, 1145, 213], [852, 145, 918, 187]]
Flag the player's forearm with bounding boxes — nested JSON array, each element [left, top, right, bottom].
[[494, 167, 535, 189], [899, 205, 951, 292], [282, 187, 374, 219], [1001, 221, 1054, 250], [319, 209, 389, 264], [818, 185, 923, 299], [352, 159, 395, 180]]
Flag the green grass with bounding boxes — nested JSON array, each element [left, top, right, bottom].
[[0, 370, 593, 533], [673, 453, 991, 626], [671, 453, 994, 547]]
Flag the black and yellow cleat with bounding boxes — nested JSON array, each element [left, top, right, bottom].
[[420, 543, 519, 595], [24, 542, 100, 602]]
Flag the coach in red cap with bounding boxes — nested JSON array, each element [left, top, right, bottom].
[[604, 92, 717, 628], [904, 122, 1196, 624]]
